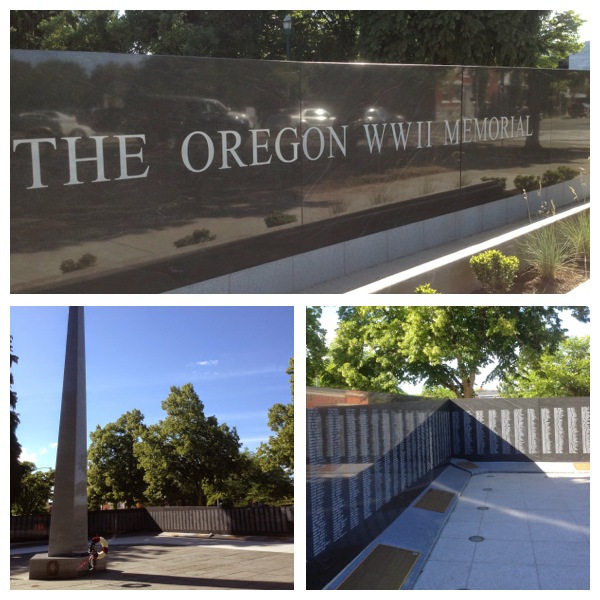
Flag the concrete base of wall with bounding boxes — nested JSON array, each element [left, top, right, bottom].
[[29, 553, 107, 580], [167, 180, 588, 294], [345, 202, 590, 294]]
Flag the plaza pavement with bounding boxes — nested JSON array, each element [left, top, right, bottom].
[[10, 533, 294, 590], [324, 462, 589, 590], [413, 469, 590, 589]]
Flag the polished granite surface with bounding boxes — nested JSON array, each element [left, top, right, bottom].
[[11, 51, 590, 292]]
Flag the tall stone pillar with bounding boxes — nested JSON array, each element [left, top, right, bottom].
[[48, 306, 88, 556], [29, 307, 102, 579]]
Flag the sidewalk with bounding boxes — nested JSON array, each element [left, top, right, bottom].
[[10, 533, 294, 590]]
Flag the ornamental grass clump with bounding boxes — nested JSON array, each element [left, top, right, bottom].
[[469, 249, 519, 293], [519, 223, 574, 283], [560, 210, 590, 264]]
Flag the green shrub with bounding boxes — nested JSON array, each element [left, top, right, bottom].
[[60, 253, 97, 274], [514, 174, 541, 191], [60, 258, 78, 273], [557, 166, 580, 181], [469, 249, 519, 293], [264, 211, 298, 227], [541, 169, 563, 186], [77, 253, 97, 268], [414, 283, 439, 294], [481, 176, 507, 191], [173, 228, 216, 248]]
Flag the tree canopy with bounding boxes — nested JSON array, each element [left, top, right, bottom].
[[499, 335, 590, 397], [10, 10, 585, 68], [319, 306, 586, 398], [10, 337, 28, 506], [85, 371, 294, 507], [134, 383, 241, 506], [307, 308, 328, 387], [11, 462, 55, 516], [87, 409, 147, 509]]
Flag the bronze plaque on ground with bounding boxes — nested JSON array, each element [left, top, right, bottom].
[[573, 462, 590, 470], [414, 488, 456, 513], [337, 544, 420, 590], [455, 460, 480, 470]]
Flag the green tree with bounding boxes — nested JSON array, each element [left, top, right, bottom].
[[537, 11, 585, 68], [323, 306, 406, 393], [499, 335, 590, 397], [356, 11, 550, 66], [135, 384, 241, 506], [420, 385, 453, 400], [204, 361, 294, 507], [87, 409, 147, 509], [326, 306, 572, 398], [307, 308, 327, 386], [11, 462, 55, 516], [286, 10, 359, 62], [10, 337, 27, 506], [10, 10, 61, 49], [11, 10, 129, 52], [256, 359, 294, 474], [11, 10, 584, 68], [202, 448, 293, 507]]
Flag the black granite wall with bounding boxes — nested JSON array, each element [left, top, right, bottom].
[[306, 389, 590, 585], [11, 51, 590, 293]]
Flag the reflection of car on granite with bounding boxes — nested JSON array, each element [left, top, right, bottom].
[[264, 107, 336, 133], [12, 110, 95, 139], [296, 108, 337, 132], [569, 102, 590, 118], [142, 95, 250, 144], [191, 98, 250, 135], [346, 107, 406, 145], [352, 107, 406, 127], [263, 108, 297, 130]]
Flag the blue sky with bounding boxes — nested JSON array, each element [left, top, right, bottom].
[[10, 306, 294, 471]]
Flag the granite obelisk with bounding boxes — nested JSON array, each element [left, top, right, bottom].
[[48, 306, 88, 555], [30, 307, 95, 578]]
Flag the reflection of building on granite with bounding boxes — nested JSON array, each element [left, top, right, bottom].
[[568, 40, 590, 70]]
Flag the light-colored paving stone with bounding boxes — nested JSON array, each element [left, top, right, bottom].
[[414, 472, 590, 590], [10, 534, 293, 590]]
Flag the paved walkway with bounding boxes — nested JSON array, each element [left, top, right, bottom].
[[413, 471, 590, 590], [10, 533, 294, 590]]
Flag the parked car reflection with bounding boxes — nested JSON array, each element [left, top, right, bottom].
[[264, 107, 336, 133], [11, 110, 95, 138], [138, 95, 251, 146], [351, 106, 406, 128]]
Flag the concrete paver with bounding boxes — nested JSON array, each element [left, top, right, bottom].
[[10, 534, 294, 590], [413, 472, 590, 590]]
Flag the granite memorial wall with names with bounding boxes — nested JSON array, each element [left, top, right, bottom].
[[10, 50, 590, 293], [451, 396, 591, 461], [306, 388, 590, 587], [306, 390, 452, 566]]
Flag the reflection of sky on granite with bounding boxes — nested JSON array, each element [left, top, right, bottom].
[[307, 463, 374, 480]]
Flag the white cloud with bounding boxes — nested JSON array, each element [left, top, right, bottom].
[[196, 359, 219, 366], [20, 448, 38, 463]]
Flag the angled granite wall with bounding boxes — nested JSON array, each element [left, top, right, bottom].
[[306, 387, 590, 587]]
